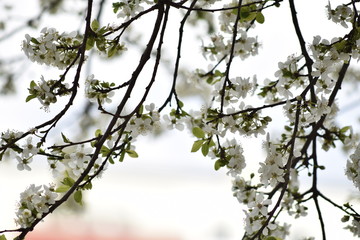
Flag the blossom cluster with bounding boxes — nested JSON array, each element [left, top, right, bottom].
[[126, 104, 160, 138], [15, 184, 58, 228], [345, 143, 360, 191], [85, 74, 115, 104], [49, 144, 104, 179], [0, 130, 39, 171], [21, 27, 81, 69], [26, 76, 71, 110], [113, 0, 150, 19], [326, 3, 354, 28], [203, 31, 260, 61]]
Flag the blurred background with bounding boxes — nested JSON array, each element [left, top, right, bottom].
[[1, 0, 360, 239]]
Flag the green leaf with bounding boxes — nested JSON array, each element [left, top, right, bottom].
[[84, 182, 93, 190], [30, 37, 40, 44], [74, 190, 83, 204], [0, 234, 7, 240], [214, 159, 225, 171], [61, 132, 71, 143], [91, 19, 100, 31], [178, 100, 184, 108], [55, 185, 70, 193], [107, 45, 117, 58], [86, 36, 95, 50], [25, 94, 37, 102], [95, 128, 102, 137], [265, 237, 283, 240], [100, 146, 110, 156], [119, 150, 125, 162], [62, 177, 75, 187], [192, 127, 205, 138], [126, 149, 138, 158], [340, 126, 351, 133], [30, 80, 37, 88], [201, 142, 209, 156], [256, 12, 265, 24], [191, 140, 204, 152]]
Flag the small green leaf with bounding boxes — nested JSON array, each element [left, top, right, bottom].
[[95, 129, 102, 137], [192, 127, 205, 138], [201, 142, 209, 156], [30, 80, 37, 88], [340, 126, 351, 133], [61, 132, 71, 143], [62, 177, 75, 187], [256, 12, 265, 24], [265, 237, 283, 240], [84, 182, 93, 190], [191, 140, 204, 152], [178, 100, 184, 108], [214, 159, 225, 171], [74, 190, 82, 204], [96, 38, 106, 51], [25, 94, 37, 102], [100, 145, 110, 156], [0, 234, 7, 240], [55, 185, 70, 193], [86, 36, 95, 50], [107, 45, 117, 58], [126, 149, 138, 158], [91, 19, 100, 31], [30, 37, 40, 44], [119, 151, 125, 162]]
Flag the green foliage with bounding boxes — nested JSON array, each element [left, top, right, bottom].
[[256, 12, 265, 24], [55, 185, 70, 193], [126, 149, 138, 158], [192, 127, 205, 138], [74, 190, 83, 205], [191, 140, 204, 152], [0, 234, 7, 240], [91, 19, 100, 32], [264, 236, 283, 240], [61, 132, 71, 143]]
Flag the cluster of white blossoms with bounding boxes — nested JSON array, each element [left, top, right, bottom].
[[21, 27, 80, 69], [126, 104, 160, 138], [84, 74, 115, 104], [203, 30, 260, 61], [345, 143, 360, 191], [26, 76, 71, 110], [60, 144, 104, 179], [213, 77, 257, 106], [16, 137, 39, 171], [273, 55, 305, 100], [218, 0, 262, 33], [258, 136, 286, 188], [326, 3, 354, 28], [113, 0, 151, 19], [0, 130, 39, 171], [15, 184, 58, 228]]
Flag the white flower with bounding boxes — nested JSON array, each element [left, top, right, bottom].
[[21, 27, 81, 69], [163, 114, 185, 131], [16, 155, 32, 171], [345, 143, 360, 190], [85, 74, 115, 104], [15, 184, 58, 228], [22, 137, 38, 158], [247, 193, 272, 217]]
